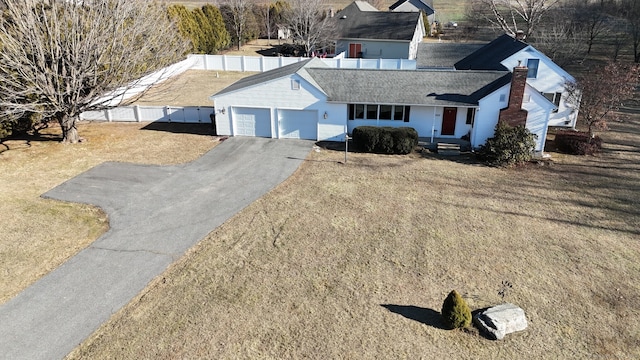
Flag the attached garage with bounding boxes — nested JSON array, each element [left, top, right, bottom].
[[232, 107, 272, 138], [278, 109, 318, 140]]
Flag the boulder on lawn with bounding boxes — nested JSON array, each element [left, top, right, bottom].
[[473, 303, 528, 340]]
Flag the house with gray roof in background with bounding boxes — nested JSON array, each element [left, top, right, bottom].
[[210, 54, 558, 153], [332, 1, 425, 59], [389, 0, 436, 25]]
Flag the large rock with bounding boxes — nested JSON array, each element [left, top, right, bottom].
[[473, 303, 528, 340]]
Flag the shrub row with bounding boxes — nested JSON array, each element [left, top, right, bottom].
[[555, 130, 602, 155], [352, 126, 418, 154]]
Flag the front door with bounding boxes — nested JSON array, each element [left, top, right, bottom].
[[348, 43, 362, 58], [442, 107, 457, 136]]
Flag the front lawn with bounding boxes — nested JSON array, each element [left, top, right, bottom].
[[68, 116, 640, 359]]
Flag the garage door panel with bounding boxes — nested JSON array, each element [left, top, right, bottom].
[[233, 107, 271, 137], [278, 110, 317, 140]]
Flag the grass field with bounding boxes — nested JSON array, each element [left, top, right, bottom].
[[0, 123, 218, 304], [62, 114, 640, 358]]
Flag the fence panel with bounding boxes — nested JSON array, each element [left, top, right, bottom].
[[80, 110, 108, 121], [109, 107, 137, 122], [81, 106, 213, 123], [138, 106, 168, 122]]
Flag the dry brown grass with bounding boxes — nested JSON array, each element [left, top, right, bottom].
[[0, 122, 218, 304], [134, 70, 256, 106], [67, 115, 640, 359]]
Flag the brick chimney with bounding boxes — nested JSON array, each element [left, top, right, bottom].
[[499, 64, 528, 127]]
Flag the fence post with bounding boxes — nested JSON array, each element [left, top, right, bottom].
[[260, 56, 265, 72], [106, 109, 112, 122], [134, 105, 142, 122], [223, 55, 228, 71], [357, 58, 362, 69], [378, 58, 382, 69]]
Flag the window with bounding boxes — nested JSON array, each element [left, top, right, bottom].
[[366, 104, 378, 119], [543, 92, 562, 112], [379, 105, 392, 120], [499, 94, 506, 102], [394, 105, 404, 120], [348, 104, 410, 122], [291, 79, 300, 90], [527, 59, 539, 78], [466, 108, 475, 125], [354, 104, 365, 119], [403, 106, 410, 122]]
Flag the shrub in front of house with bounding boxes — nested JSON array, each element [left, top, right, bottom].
[[476, 122, 536, 166], [555, 130, 602, 155], [352, 126, 418, 154], [441, 290, 472, 329]]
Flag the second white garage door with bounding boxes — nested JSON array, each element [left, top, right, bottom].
[[278, 109, 318, 140], [233, 107, 272, 137]]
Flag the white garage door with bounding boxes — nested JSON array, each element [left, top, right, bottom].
[[278, 109, 318, 140], [233, 107, 271, 137]]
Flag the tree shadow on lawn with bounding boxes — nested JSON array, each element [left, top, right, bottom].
[[1, 133, 62, 153], [141, 122, 215, 136], [381, 304, 448, 330]]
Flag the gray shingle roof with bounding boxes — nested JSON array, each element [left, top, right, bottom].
[[334, 2, 421, 41], [454, 34, 528, 71], [212, 58, 327, 97], [416, 42, 486, 68], [389, 0, 435, 15], [306, 68, 511, 106]]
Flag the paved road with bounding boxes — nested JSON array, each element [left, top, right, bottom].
[[0, 137, 312, 360]]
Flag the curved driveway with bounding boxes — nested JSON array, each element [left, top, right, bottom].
[[0, 137, 312, 360]]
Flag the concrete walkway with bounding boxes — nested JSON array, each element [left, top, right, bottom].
[[0, 137, 312, 360]]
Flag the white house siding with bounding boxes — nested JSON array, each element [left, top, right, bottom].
[[336, 39, 411, 59], [472, 84, 510, 149], [408, 17, 426, 60], [212, 75, 346, 141], [522, 87, 554, 152], [345, 105, 473, 139], [502, 48, 578, 127]]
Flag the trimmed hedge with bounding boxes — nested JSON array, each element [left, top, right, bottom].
[[352, 126, 418, 154], [555, 130, 602, 155]]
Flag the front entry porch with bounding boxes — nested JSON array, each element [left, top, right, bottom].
[[418, 137, 471, 153]]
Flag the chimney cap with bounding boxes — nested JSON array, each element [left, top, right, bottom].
[[515, 30, 526, 40]]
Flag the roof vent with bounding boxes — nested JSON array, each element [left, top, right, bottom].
[[341, 15, 347, 19]]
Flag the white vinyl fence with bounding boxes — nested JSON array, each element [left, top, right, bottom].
[[82, 54, 416, 123], [81, 105, 214, 123], [187, 54, 417, 72]]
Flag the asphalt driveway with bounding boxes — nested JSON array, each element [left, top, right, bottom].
[[0, 137, 312, 360]]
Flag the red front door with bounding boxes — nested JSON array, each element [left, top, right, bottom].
[[442, 107, 457, 135], [348, 43, 362, 58]]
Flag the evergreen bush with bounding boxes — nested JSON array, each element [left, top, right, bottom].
[[477, 121, 536, 166], [441, 290, 472, 329]]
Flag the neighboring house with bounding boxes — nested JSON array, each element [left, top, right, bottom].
[[210, 55, 558, 152], [454, 34, 578, 127], [333, 1, 425, 60], [389, 0, 436, 25]]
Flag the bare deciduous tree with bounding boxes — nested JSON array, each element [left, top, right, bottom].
[[472, 0, 560, 39], [0, 0, 187, 143], [286, 0, 335, 56], [222, 0, 254, 50], [565, 61, 640, 137]]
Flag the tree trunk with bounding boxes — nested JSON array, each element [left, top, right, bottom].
[[57, 113, 80, 143]]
